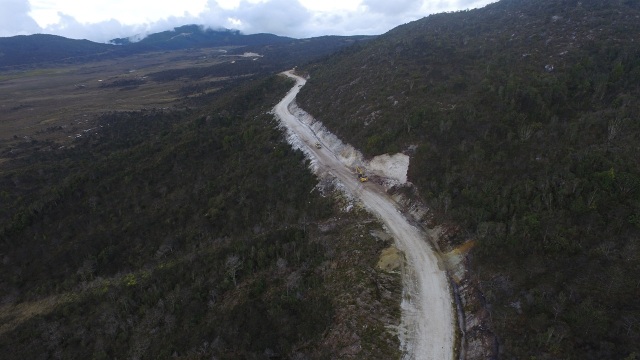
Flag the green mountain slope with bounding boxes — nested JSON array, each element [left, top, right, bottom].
[[0, 34, 113, 68], [298, 0, 640, 357], [125, 25, 293, 49], [0, 76, 401, 358]]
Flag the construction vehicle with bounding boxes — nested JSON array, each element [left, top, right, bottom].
[[355, 166, 368, 182]]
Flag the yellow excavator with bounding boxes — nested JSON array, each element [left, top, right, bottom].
[[356, 166, 368, 182]]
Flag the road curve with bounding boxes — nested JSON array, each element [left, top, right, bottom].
[[274, 71, 455, 360]]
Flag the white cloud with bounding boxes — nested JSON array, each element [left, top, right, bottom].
[[30, 0, 208, 25], [298, 0, 361, 12], [0, 0, 498, 42], [213, 0, 270, 10], [0, 0, 42, 37], [362, 0, 422, 15], [222, 0, 311, 36], [43, 13, 144, 42]]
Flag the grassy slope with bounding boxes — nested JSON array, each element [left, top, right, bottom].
[[0, 75, 401, 359], [297, 0, 640, 358]]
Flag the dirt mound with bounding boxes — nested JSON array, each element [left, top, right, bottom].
[[377, 247, 403, 272]]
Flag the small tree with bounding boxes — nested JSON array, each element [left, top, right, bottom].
[[225, 255, 242, 286]]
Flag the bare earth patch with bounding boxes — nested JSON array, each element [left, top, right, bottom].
[[377, 247, 403, 272]]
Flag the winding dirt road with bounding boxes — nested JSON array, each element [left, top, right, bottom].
[[274, 71, 454, 360]]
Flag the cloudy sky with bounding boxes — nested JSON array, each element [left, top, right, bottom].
[[1, 0, 496, 43]]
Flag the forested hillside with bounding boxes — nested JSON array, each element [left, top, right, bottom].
[[298, 0, 640, 358], [0, 75, 401, 359]]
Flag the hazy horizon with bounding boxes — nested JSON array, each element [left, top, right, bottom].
[[2, 0, 496, 43]]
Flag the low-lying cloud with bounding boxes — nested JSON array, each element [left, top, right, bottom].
[[1, 0, 497, 43], [0, 0, 42, 37]]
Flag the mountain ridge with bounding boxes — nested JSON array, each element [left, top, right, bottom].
[[297, 0, 640, 358], [0, 25, 374, 69]]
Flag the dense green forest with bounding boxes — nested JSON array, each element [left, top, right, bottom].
[[298, 0, 640, 358], [0, 75, 401, 358]]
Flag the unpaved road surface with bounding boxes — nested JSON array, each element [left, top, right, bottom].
[[274, 71, 454, 360]]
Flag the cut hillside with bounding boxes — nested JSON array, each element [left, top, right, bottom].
[[298, 0, 640, 358]]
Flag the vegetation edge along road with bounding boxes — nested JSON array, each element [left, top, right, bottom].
[[274, 70, 455, 360]]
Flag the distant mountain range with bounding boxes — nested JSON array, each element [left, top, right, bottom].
[[0, 25, 373, 69], [0, 34, 112, 68], [109, 25, 293, 49]]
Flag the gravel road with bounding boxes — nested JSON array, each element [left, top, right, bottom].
[[274, 71, 455, 360]]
